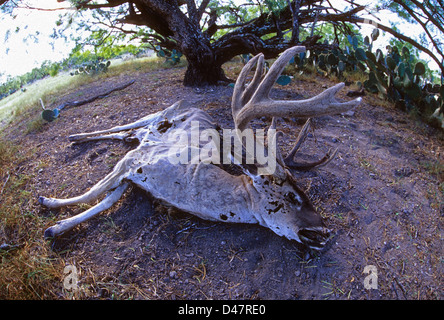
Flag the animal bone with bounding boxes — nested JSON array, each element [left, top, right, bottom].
[[39, 46, 361, 250]]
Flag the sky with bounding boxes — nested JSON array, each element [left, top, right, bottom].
[[0, 0, 77, 82], [0, 0, 439, 84]]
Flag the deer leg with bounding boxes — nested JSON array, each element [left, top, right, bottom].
[[68, 117, 152, 142], [44, 182, 129, 238], [70, 131, 133, 144], [39, 153, 132, 208], [68, 100, 186, 143]]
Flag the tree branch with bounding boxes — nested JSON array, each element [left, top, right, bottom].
[[409, 0, 444, 34], [75, 0, 127, 10], [3, 0, 74, 11], [392, 0, 444, 62], [185, 0, 198, 24], [197, 0, 210, 21], [286, 0, 301, 43], [351, 16, 444, 74]]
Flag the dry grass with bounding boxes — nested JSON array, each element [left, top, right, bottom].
[[0, 138, 64, 299]]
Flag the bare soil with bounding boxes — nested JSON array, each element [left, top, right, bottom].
[[3, 65, 443, 299]]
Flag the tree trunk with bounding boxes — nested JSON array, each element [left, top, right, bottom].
[[183, 56, 229, 87]]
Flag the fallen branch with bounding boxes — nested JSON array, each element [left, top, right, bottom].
[[41, 79, 136, 122], [57, 79, 136, 111]]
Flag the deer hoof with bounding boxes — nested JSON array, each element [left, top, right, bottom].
[[44, 226, 56, 239], [38, 196, 47, 206]]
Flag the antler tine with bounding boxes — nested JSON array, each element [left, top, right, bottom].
[[237, 81, 362, 130], [232, 53, 264, 119], [270, 117, 286, 167], [285, 147, 339, 171], [251, 46, 306, 104], [283, 118, 339, 171], [234, 46, 362, 132], [241, 54, 265, 106], [233, 46, 305, 131], [230, 45, 361, 180], [284, 118, 312, 162]]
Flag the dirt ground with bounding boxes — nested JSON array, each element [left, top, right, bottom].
[[3, 64, 443, 300]]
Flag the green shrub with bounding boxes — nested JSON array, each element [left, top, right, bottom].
[[287, 31, 443, 129]]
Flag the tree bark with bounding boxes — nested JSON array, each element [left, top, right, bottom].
[[134, 0, 230, 86], [184, 58, 228, 86]]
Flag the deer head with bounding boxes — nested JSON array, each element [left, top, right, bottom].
[[39, 46, 361, 251], [227, 46, 361, 248]]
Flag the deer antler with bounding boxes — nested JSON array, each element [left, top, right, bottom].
[[231, 46, 362, 179]]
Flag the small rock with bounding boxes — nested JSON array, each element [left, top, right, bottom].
[[169, 271, 177, 279], [0, 243, 12, 251], [346, 88, 365, 97], [341, 110, 355, 117]]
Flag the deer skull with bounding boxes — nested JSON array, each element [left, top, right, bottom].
[[39, 46, 361, 250]]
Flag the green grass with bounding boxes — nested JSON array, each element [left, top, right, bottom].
[[0, 72, 85, 126], [421, 160, 444, 178], [106, 55, 185, 76], [0, 56, 170, 129]]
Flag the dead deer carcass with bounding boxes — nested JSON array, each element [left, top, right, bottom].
[[39, 46, 361, 250]]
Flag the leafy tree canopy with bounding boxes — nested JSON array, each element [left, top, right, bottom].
[[1, 0, 443, 86]]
